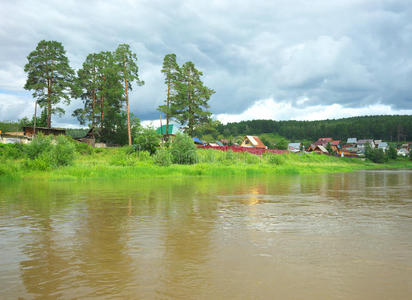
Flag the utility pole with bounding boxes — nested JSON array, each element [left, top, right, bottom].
[[33, 100, 37, 137]]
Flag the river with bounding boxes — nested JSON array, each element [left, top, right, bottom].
[[0, 170, 411, 299]]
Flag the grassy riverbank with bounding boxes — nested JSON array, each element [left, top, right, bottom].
[[2, 145, 411, 181]]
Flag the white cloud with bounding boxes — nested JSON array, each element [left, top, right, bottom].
[[216, 98, 412, 124]]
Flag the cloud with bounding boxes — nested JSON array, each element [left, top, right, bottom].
[[215, 98, 412, 124], [0, 0, 411, 126]]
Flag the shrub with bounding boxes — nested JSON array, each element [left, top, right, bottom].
[[153, 148, 172, 166], [25, 152, 54, 171], [387, 145, 397, 160], [0, 143, 26, 159], [52, 135, 75, 166], [136, 151, 151, 161], [75, 142, 94, 155], [366, 148, 387, 163], [171, 133, 198, 164], [265, 153, 286, 165], [25, 134, 52, 159], [133, 127, 160, 155]]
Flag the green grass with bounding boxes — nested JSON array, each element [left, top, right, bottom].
[[2, 147, 411, 182]]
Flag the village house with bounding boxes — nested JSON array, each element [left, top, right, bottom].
[[347, 138, 357, 144], [307, 144, 329, 154], [288, 142, 302, 153], [314, 138, 333, 147], [356, 139, 375, 153], [240, 136, 267, 149], [377, 142, 388, 152]]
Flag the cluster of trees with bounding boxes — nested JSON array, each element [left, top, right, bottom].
[[157, 54, 215, 138], [217, 116, 412, 142], [24, 40, 143, 145], [23, 41, 214, 145]]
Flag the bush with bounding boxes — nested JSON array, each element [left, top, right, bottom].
[[387, 145, 398, 160], [171, 133, 198, 164], [25, 134, 52, 159], [0, 143, 26, 159], [153, 148, 172, 166], [264, 153, 286, 165], [366, 148, 387, 163], [52, 135, 75, 166], [75, 142, 94, 155], [133, 127, 161, 155], [25, 152, 54, 171]]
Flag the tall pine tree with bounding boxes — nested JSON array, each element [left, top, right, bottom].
[[24, 40, 74, 128], [158, 53, 180, 138], [174, 62, 215, 137], [114, 44, 144, 145]]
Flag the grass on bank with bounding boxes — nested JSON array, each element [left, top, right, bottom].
[[1, 136, 412, 181]]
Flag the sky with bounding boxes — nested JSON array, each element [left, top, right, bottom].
[[1, 0, 412, 128]]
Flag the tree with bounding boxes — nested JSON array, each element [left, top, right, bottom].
[[174, 61, 215, 137], [158, 54, 180, 138], [72, 53, 100, 133], [24, 40, 74, 128], [387, 144, 398, 160], [115, 44, 144, 145]]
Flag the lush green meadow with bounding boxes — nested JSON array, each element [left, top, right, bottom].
[[1, 136, 411, 181]]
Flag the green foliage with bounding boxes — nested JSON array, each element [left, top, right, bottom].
[[171, 133, 198, 164], [25, 134, 52, 159], [276, 138, 288, 150], [75, 142, 94, 155], [153, 148, 172, 166], [387, 145, 398, 160], [0, 143, 25, 159], [218, 116, 412, 142], [366, 148, 388, 163], [52, 135, 75, 166], [173, 61, 215, 137], [24, 40, 74, 128], [410, 150, 412, 161], [133, 127, 160, 155], [264, 153, 286, 165], [326, 143, 333, 154]]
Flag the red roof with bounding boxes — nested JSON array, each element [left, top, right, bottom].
[[317, 138, 333, 142], [331, 140, 340, 145]]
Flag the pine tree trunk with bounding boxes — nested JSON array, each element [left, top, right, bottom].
[[166, 78, 170, 137], [123, 60, 132, 146]]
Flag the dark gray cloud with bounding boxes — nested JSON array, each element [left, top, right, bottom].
[[0, 0, 411, 125]]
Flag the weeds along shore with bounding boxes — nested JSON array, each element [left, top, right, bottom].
[[1, 136, 411, 181]]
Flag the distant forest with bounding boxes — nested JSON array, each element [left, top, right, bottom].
[[216, 115, 412, 142]]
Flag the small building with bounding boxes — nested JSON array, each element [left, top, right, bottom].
[[307, 144, 329, 154], [347, 138, 357, 144], [288, 142, 302, 153], [378, 142, 388, 151], [193, 137, 207, 146], [314, 138, 333, 146], [357, 139, 375, 153], [240, 136, 267, 149], [374, 140, 382, 147], [397, 148, 409, 157], [23, 126, 66, 137]]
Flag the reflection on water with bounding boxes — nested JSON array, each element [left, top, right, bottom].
[[0, 171, 411, 299]]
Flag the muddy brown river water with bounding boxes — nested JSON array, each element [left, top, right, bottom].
[[0, 170, 411, 299]]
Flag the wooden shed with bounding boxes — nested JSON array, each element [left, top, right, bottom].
[[23, 126, 66, 137]]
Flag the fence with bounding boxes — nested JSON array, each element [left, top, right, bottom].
[[197, 146, 288, 155]]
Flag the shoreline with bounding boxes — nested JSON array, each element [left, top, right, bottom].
[[2, 149, 411, 181]]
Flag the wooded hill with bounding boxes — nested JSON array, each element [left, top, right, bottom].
[[217, 115, 412, 142]]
